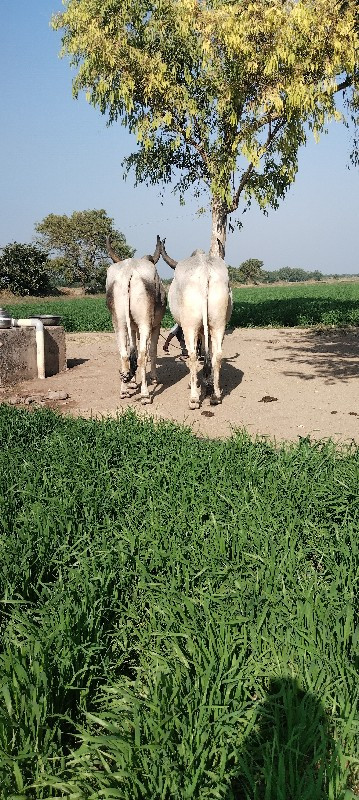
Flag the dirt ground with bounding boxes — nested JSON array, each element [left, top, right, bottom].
[[1, 327, 359, 443]]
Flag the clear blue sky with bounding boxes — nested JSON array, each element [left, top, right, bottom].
[[1, 1, 358, 278]]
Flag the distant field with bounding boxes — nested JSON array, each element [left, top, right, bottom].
[[231, 282, 359, 327], [0, 406, 358, 797], [4, 281, 359, 330]]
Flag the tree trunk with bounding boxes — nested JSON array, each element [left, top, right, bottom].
[[209, 199, 228, 259]]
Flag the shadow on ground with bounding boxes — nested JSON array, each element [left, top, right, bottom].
[[266, 329, 359, 383], [228, 677, 340, 800], [67, 358, 89, 369], [153, 353, 244, 400], [221, 353, 244, 396]]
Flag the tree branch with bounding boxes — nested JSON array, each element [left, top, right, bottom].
[[334, 75, 354, 93], [172, 112, 210, 173], [230, 118, 285, 212], [230, 162, 254, 212]]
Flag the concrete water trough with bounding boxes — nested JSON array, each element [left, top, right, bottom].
[[0, 308, 66, 386]]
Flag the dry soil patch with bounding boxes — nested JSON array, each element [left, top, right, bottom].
[[1, 328, 359, 443]]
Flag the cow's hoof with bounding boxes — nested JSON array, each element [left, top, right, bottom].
[[210, 394, 221, 406], [189, 399, 200, 410], [150, 377, 158, 386], [141, 395, 152, 405], [120, 391, 131, 399]]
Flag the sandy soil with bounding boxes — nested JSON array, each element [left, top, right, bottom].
[[1, 327, 359, 444]]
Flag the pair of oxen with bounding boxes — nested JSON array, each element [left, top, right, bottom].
[[106, 236, 232, 409]]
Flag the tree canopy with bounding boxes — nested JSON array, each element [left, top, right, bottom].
[[228, 258, 264, 284], [35, 209, 135, 289], [53, 0, 359, 257]]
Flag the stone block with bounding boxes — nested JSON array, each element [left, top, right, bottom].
[[0, 326, 66, 386]]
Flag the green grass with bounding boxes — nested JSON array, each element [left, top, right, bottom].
[[4, 280, 359, 331], [4, 297, 114, 333], [230, 282, 359, 327], [0, 406, 358, 798]]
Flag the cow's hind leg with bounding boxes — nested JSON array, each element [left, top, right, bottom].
[[209, 327, 225, 405], [203, 348, 214, 397], [184, 328, 200, 409], [128, 327, 139, 389], [148, 325, 160, 387], [138, 327, 151, 404], [115, 328, 132, 399]]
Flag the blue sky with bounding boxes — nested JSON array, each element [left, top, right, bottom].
[[1, 1, 358, 278]]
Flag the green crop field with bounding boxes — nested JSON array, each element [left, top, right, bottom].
[[0, 405, 358, 799], [5, 280, 359, 331]]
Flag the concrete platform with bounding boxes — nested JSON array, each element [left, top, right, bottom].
[[0, 326, 66, 386]]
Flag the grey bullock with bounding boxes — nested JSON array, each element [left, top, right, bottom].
[[106, 236, 167, 403], [161, 241, 232, 409]]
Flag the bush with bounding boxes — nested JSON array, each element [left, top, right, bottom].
[[0, 243, 53, 296]]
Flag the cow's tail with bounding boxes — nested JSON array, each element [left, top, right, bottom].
[[125, 270, 137, 380], [202, 273, 212, 386]]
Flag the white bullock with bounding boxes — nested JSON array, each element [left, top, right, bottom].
[[106, 236, 167, 403], [161, 241, 232, 409]]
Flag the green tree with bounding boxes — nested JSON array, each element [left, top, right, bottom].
[[277, 266, 305, 282], [275, 267, 308, 282], [238, 258, 265, 284], [35, 209, 135, 290], [53, 1, 358, 259], [0, 243, 52, 297], [227, 266, 242, 284], [310, 270, 323, 282], [228, 259, 264, 284]]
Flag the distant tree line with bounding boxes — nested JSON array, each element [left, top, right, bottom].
[[263, 267, 324, 283], [227, 260, 358, 285]]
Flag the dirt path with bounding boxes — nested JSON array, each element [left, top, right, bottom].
[[2, 328, 359, 443]]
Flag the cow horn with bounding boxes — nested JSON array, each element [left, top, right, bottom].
[[160, 238, 178, 269], [106, 235, 122, 263], [152, 234, 161, 265]]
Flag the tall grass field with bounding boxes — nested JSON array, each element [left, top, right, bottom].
[[0, 406, 358, 798], [5, 280, 359, 331]]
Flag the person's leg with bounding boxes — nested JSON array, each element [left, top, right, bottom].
[[163, 323, 179, 352], [176, 326, 188, 357]]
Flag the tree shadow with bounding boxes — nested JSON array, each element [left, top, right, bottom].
[[228, 677, 340, 800], [266, 329, 359, 383]]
